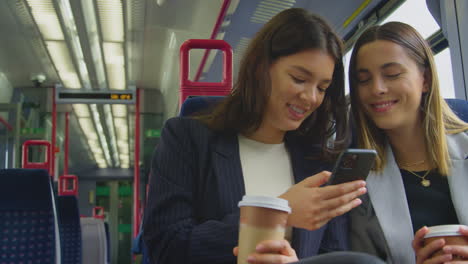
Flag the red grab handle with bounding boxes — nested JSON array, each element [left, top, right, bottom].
[[59, 175, 78, 196], [93, 206, 105, 219], [179, 39, 233, 106], [22, 140, 52, 176]]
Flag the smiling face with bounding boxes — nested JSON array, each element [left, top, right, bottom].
[[355, 40, 428, 132], [252, 48, 335, 143]]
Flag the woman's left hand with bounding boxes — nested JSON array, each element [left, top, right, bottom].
[[233, 239, 298, 264], [441, 225, 468, 263]]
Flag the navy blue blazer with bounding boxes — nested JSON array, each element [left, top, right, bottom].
[[143, 117, 349, 264]]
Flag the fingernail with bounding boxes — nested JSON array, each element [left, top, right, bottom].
[[354, 199, 362, 206], [443, 246, 452, 252], [356, 181, 365, 187], [247, 256, 255, 263], [460, 225, 468, 231], [255, 244, 264, 251], [359, 187, 367, 193]]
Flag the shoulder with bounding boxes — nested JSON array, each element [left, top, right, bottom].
[[163, 117, 212, 137], [447, 131, 468, 160], [161, 117, 222, 149]]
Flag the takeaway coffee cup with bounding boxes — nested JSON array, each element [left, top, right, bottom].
[[237, 195, 291, 264], [424, 225, 468, 260]]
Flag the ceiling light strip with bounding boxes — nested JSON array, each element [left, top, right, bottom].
[[104, 105, 120, 166], [56, 0, 91, 89], [81, 0, 107, 88], [90, 104, 112, 166], [97, 0, 124, 42]]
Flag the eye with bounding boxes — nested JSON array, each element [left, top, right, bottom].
[[290, 75, 306, 84], [357, 77, 370, 84], [357, 72, 371, 84], [385, 73, 401, 79], [318, 83, 330, 93]]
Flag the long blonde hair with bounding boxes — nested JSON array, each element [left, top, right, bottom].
[[348, 22, 468, 175]]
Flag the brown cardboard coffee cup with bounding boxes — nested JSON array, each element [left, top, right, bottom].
[[237, 195, 291, 264], [424, 225, 468, 260]]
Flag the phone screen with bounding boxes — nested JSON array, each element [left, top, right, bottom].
[[329, 149, 377, 185]]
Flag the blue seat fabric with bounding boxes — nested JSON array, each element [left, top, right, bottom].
[[179, 96, 225, 116], [0, 169, 56, 264], [57, 195, 82, 264]]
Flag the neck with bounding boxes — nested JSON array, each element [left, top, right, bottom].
[[386, 119, 431, 171], [245, 123, 285, 144]]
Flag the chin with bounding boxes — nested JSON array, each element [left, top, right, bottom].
[[283, 121, 303, 132], [372, 120, 399, 130]]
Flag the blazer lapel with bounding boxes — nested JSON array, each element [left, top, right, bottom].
[[446, 132, 468, 224], [367, 144, 415, 263], [212, 133, 245, 212]]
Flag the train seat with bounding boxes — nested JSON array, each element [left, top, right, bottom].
[[446, 98, 468, 122], [57, 195, 82, 264], [80, 217, 107, 264], [179, 96, 226, 116], [104, 222, 110, 264], [0, 169, 60, 263]]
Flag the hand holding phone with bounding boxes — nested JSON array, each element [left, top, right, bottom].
[[328, 149, 377, 185]]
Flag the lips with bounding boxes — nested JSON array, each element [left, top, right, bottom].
[[287, 103, 307, 120], [370, 100, 397, 113]]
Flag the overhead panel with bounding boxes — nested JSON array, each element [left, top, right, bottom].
[[204, 0, 387, 83], [251, 0, 296, 24]]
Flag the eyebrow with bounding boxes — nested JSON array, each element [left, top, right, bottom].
[[358, 62, 402, 73]]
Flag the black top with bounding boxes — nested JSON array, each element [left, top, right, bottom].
[[400, 169, 459, 232]]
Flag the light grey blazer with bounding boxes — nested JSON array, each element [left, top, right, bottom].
[[350, 132, 468, 263]]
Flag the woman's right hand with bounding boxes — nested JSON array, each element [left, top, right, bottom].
[[233, 239, 298, 264], [279, 171, 367, 230], [413, 226, 453, 264]]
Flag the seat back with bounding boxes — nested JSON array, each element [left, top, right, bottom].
[[57, 195, 82, 264], [80, 217, 107, 264], [179, 96, 226, 117], [104, 222, 110, 264], [446, 98, 468, 122], [0, 169, 58, 263]]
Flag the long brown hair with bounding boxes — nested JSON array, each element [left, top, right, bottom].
[[348, 22, 468, 175], [197, 8, 349, 158]]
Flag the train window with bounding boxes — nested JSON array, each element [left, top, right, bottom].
[[434, 48, 455, 98], [381, 0, 439, 39]]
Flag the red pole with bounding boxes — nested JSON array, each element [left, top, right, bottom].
[[133, 88, 141, 238], [52, 86, 57, 179], [0, 116, 13, 131], [64, 112, 69, 175], [193, 0, 231, 82]]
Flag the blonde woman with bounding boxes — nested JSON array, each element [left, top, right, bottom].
[[348, 22, 468, 263]]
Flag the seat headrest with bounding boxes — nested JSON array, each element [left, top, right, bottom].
[[446, 98, 468, 122], [179, 96, 225, 117], [0, 169, 53, 209]]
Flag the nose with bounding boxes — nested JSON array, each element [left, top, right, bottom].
[[370, 77, 387, 95], [299, 85, 319, 106]]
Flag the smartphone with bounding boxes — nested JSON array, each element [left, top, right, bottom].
[[328, 149, 377, 185]]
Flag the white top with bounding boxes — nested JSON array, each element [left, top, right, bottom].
[[238, 135, 295, 241], [238, 135, 294, 197]]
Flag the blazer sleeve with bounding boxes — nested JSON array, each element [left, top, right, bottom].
[[319, 214, 349, 253], [143, 118, 239, 264]]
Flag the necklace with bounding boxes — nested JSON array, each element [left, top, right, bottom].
[[406, 169, 431, 187], [399, 159, 426, 167]]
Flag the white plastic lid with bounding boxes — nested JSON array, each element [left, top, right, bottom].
[[424, 225, 463, 238], [238, 195, 291, 213]]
